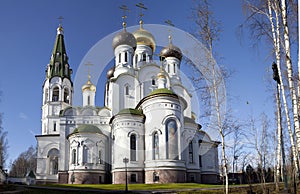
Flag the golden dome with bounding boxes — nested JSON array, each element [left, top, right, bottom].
[[82, 75, 96, 92], [133, 21, 156, 52]]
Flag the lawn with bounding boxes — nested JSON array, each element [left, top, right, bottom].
[[48, 183, 222, 191]]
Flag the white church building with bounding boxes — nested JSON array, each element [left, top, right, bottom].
[[35, 20, 219, 184]]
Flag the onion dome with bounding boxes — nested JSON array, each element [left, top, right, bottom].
[[133, 20, 156, 52], [160, 35, 182, 61], [112, 22, 137, 50], [106, 67, 115, 79], [82, 74, 96, 92]]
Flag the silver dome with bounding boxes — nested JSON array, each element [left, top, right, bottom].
[[112, 30, 137, 50]]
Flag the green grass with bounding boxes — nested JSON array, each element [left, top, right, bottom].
[[47, 183, 222, 191]]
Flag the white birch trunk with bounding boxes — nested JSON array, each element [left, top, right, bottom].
[[280, 0, 300, 152], [267, 0, 299, 173]]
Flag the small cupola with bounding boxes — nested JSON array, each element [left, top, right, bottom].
[[82, 72, 96, 107], [159, 35, 182, 61]]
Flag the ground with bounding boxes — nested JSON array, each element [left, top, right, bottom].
[[0, 183, 296, 194]]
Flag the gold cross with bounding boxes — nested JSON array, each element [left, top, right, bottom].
[[85, 63, 94, 81], [136, 3, 147, 20], [119, 5, 130, 22]]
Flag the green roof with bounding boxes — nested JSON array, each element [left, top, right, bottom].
[[71, 124, 102, 135], [149, 88, 176, 96], [117, 108, 143, 116]]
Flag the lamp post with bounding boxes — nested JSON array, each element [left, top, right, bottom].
[[123, 157, 129, 192]]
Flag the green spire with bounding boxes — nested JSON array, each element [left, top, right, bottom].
[[46, 24, 72, 80]]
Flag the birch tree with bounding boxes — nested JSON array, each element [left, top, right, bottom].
[[242, 0, 299, 178], [191, 1, 230, 193], [280, 0, 300, 154]]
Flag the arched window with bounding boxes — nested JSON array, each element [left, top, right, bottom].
[[189, 141, 193, 163], [99, 150, 103, 164], [124, 52, 128, 62], [72, 149, 77, 164], [173, 63, 176, 73], [83, 145, 89, 163], [125, 85, 129, 95], [142, 53, 147, 61], [52, 86, 59, 102], [153, 132, 159, 160], [64, 64, 69, 76], [166, 119, 178, 159], [64, 88, 69, 103], [87, 96, 90, 106], [151, 78, 156, 86], [119, 53, 121, 63], [130, 134, 137, 161], [48, 148, 59, 175]]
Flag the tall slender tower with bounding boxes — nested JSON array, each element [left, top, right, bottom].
[[41, 24, 73, 135], [36, 24, 73, 183]]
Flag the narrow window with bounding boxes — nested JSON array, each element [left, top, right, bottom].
[[87, 96, 90, 106], [167, 64, 170, 73], [151, 78, 156, 86], [72, 149, 77, 164], [83, 145, 88, 163], [99, 150, 103, 164], [53, 122, 56, 132], [166, 119, 178, 159], [125, 85, 129, 95], [135, 55, 138, 64], [130, 134, 137, 161], [64, 64, 69, 76], [52, 87, 59, 102], [119, 53, 121, 63], [130, 174, 137, 183], [153, 132, 159, 160], [189, 141, 193, 163], [199, 155, 202, 168], [124, 52, 128, 62], [142, 53, 146, 61], [173, 63, 176, 73], [64, 88, 69, 103]]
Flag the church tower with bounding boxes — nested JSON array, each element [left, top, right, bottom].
[[41, 24, 73, 135], [160, 35, 183, 84]]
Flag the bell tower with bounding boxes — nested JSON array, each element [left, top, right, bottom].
[[41, 24, 73, 135]]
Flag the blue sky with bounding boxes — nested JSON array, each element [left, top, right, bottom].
[[0, 0, 275, 168]]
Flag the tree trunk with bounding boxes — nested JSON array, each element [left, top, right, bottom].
[[267, 0, 299, 173], [280, 0, 300, 152]]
